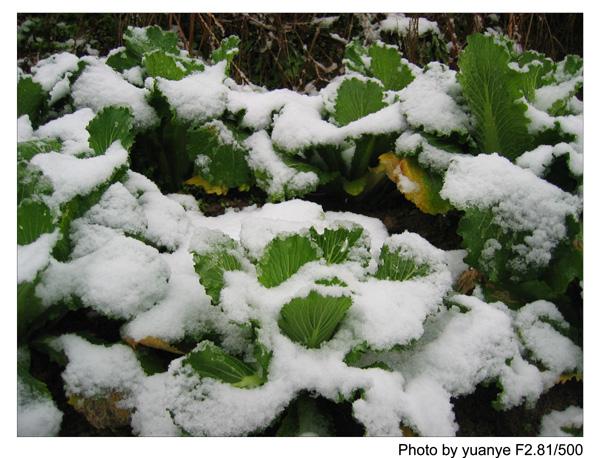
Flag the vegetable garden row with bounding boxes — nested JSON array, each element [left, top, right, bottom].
[[17, 16, 583, 436]]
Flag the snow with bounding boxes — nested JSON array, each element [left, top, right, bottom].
[[83, 182, 147, 236], [31, 52, 79, 91], [516, 142, 582, 178], [245, 131, 319, 199], [48, 75, 71, 105], [122, 249, 213, 342], [380, 296, 518, 394], [272, 102, 342, 151], [311, 15, 339, 28], [56, 334, 145, 398], [348, 271, 450, 350], [378, 14, 440, 37], [35, 108, 95, 156], [166, 361, 295, 436], [398, 63, 469, 136], [17, 377, 63, 436], [539, 406, 583, 436], [444, 250, 468, 283], [515, 301, 582, 374], [17, 231, 59, 284], [138, 190, 190, 251], [17, 115, 34, 142], [533, 77, 583, 112], [123, 66, 144, 86], [130, 373, 180, 436], [272, 99, 405, 152], [342, 102, 407, 138], [167, 193, 199, 211], [72, 57, 158, 128], [156, 62, 228, 123], [124, 170, 161, 196], [441, 153, 581, 272], [227, 88, 322, 130], [37, 234, 170, 319], [30, 141, 128, 208]]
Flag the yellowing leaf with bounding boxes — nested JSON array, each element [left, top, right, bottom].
[[185, 176, 229, 195], [377, 154, 451, 215], [558, 372, 582, 384], [124, 336, 184, 355], [401, 425, 418, 437]]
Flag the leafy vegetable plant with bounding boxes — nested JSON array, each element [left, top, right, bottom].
[[17, 18, 583, 437]]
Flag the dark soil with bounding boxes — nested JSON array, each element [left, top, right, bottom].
[[454, 380, 583, 436], [306, 184, 463, 250]]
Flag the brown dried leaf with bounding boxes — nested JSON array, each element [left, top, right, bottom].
[[68, 392, 131, 430]]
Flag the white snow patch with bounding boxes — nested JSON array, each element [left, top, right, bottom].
[[539, 406, 583, 436], [18, 115, 34, 142], [245, 131, 319, 199], [30, 141, 128, 208], [157, 62, 228, 123], [35, 108, 95, 156], [378, 14, 440, 37], [399, 63, 469, 136], [17, 377, 63, 436], [228, 88, 322, 130], [37, 234, 170, 319], [18, 231, 60, 284], [56, 334, 145, 398], [31, 52, 79, 91], [72, 58, 158, 128], [441, 153, 581, 272]]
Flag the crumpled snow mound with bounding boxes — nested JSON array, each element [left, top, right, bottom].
[[23, 169, 581, 435]]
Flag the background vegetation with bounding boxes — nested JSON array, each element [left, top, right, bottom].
[[18, 13, 582, 91]]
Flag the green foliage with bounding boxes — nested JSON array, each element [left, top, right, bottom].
[[513, 50, 556, 100], [309, 224, 363, 264], [343, 39, 369, 74], [183, 341, 264, 388], [193, 241, 243, 303], [143, 50, 204, 80], [86, 106, 135, 155], [561, 54, 583, 77], [18, 355, 56, 401], [348, 133, 397, 181], [18, 161, 54, 205], [52, 166, 128, 261], [458, 34, 532, 160], [343, 40, 414, 91], [257, 234, 320, 288], [186, 122, 253, 191], [123, 25, 179, 60], [278, 291, 352, 349], [18, 279, 46, 341], [18, 76, 46, 126], [276, 394, 334, 436], [211, 35, 240, 74], [18, 138, 61, 162], [17, 200, 55, 245], [458, 208, 513, 285], [368, 43, 414, 91], [106, 49, 138, 72], [375, 244, 430, 281], [459, 209, 582, 304], [333, 78, 385, 126]]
